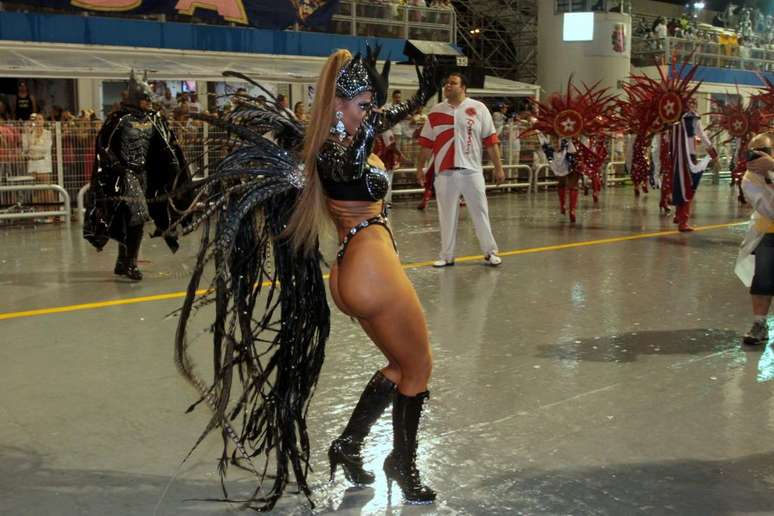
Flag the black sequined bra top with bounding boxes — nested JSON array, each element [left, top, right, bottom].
[[317, 139, 390, 202]]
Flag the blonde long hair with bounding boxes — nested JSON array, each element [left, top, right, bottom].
[[284, 49, 352, 255]]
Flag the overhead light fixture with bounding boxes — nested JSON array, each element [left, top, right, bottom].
[[693, 1, 705, 8]]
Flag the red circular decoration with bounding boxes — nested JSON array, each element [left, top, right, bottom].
[[727, 113, 749, 138], [658, 92, 683, 124], [554, 109, 583, 138]]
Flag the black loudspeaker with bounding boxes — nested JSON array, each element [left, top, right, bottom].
[[402, 40, 485, 89], [0, 78, 18, 95]]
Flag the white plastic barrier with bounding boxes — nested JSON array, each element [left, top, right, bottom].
[[531, 164, 556, 192], [0, 184, 71, 224], [77, 183, 90, 222], [605, 161, 627, 185], [390, 163, 531, 197]]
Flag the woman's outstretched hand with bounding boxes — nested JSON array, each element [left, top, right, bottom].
[[415, 56, 439, 104], [365, 43, 390, 108]]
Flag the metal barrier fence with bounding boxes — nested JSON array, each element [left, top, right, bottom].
[[0, 118, 690, 225], [0, 184, 71, 223], [632, 36, 774, 71], [0, 119, 228, 224], [331, 0, 456, 44]]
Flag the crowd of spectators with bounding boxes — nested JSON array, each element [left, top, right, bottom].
[[637, 5, 774, 69], [332, 0, 456, 41]]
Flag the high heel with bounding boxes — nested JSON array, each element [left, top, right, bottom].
[[383, 391, 436, 504], [328, 437, 375, 485], [328, 371, 396, 486]]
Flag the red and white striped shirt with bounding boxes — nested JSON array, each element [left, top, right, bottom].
[[418, 97, 499, 174]]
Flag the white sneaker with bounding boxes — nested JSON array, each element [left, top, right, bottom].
[[432, 259, 455, 268], [484, 253, 502, 266]]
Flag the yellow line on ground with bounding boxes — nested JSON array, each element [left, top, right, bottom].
[[399, 221, 747, 269], [0, 221, 747, 321]]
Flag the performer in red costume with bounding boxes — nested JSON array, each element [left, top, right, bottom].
[[707, 83, 774, 205], [669, 97, 718, 231], [620, 56, 717, 229], [525, 78, 615, 223]]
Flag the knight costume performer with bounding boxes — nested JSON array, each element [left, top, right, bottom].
[[167, 46, 439, 512], [83, 71, 191, 280]]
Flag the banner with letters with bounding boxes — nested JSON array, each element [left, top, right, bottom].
[[13, 0, 341, 30]]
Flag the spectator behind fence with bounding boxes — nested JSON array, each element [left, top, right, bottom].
[[0, 116, 21, 182], [22, 113, 55, 209], [188, 92, 203, 114], [49, 105, 64, 122], [14, 81, 37, 121], [293, 101, 310, 124], [160, 88, 176, 114], [276, 94, 295, 119], [0, 98, 11, 121]]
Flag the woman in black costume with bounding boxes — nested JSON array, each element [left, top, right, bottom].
[[171, 47, 438, 511]]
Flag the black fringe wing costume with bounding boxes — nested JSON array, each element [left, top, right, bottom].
[[168, 83, 330, 512]]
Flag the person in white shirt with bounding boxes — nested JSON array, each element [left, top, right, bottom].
[[653, 17, 667, 49], [385, 90, 405, 148], [492, 103, 507, 137], [735, 132, 774, 345], [187, 92, 203, 114], [22, 113, 54, 205], [416, 72, 505, 267]]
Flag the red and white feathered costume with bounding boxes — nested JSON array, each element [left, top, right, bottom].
[[524, 78, 616, 223], [619, 57, 716, 230]]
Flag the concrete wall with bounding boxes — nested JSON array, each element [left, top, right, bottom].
[[76, 79, 103, 117], [538, 3, 631, 96]]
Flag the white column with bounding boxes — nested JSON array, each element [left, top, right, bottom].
[[76, 79, 103, 118], [290, 83, 304, 108]]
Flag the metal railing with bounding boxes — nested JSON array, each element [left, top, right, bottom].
[[606, 161, 627, 185], [2, 118, 654, 227], [632, 36, 774, 71], [0, 184, 71, 223], [555, 0, 629, 14], [331, 0, 456, 44], [0, 119, 226, 225]]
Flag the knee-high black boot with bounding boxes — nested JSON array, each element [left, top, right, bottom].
[[329, 371, 396, 485], [125, 224, 144, 281], [384, 391, 435, 504], [114, 242, 128, 276]]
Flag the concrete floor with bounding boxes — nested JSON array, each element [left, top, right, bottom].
[[1, 184, 773, 516]]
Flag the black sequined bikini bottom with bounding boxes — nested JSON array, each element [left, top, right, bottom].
[[336, 214, 398, 262]]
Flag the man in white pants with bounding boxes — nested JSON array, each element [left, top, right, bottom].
[[416, 72, 505, 267]]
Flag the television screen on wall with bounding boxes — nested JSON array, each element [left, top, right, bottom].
[[563, 12, 594, 41]]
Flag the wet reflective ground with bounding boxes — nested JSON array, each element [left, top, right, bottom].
[[2, 184, 773, 515]]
